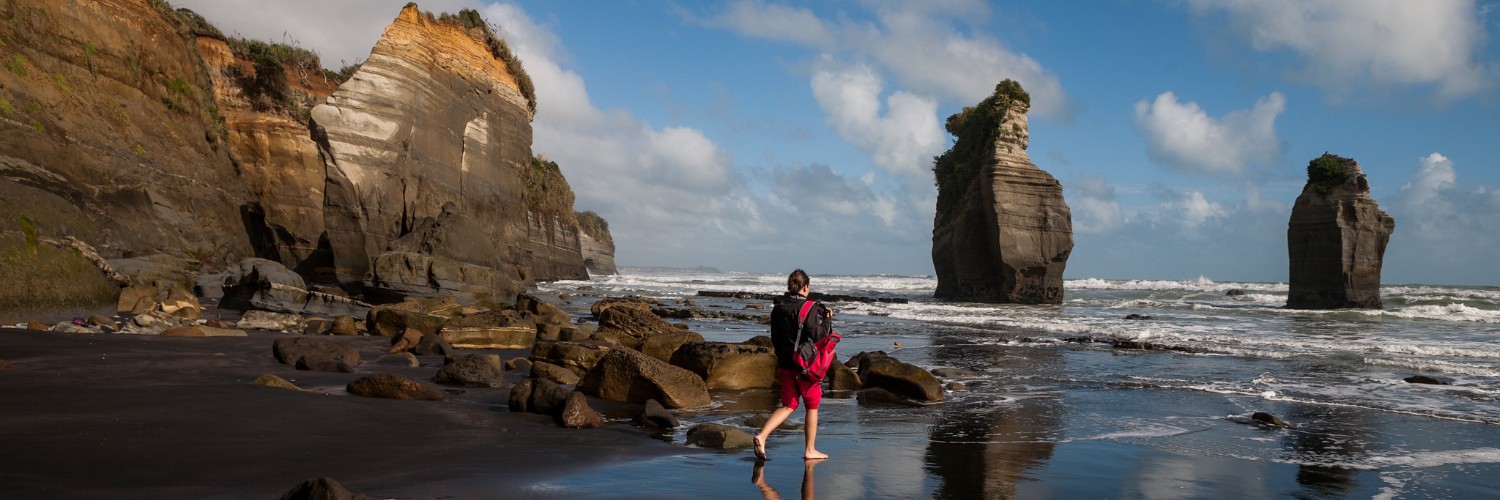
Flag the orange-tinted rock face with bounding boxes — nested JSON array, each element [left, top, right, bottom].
[[311, 4, 553, 295], [0, 0, 249, 260], [932, 94, 1073, 304]]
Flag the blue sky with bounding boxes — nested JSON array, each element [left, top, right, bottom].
[[175, 0, 1500, 285]]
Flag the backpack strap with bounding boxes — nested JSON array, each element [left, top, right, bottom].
[[793, 299, 817, 355]]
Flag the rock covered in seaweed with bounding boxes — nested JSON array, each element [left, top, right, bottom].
[[1286, 153, 1395, 309], [931, 80, 1073, 304]]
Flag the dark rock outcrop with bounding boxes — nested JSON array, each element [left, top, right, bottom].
[[273, 338, 360, 373], [576, 348, 711, 409], [668, 342, 776, 389], [684, 423, 752, 449], [556, 391, 604, 429], [346, 373, 445, 401], [433, 354, 507, 388], [280, 477, 372, 500], [931, 80, 1072, 304], [1287, 154, 1395, 309], [633, 399, 679, 429], [576, 210, 617, 276], [857, 352, 944, 402], [508, 377, 568, 416]]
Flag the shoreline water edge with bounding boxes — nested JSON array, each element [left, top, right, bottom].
[[3, 269, 1498, 498]]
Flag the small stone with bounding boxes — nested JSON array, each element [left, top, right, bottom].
[[684, 423, 753, 449], [556, 391, 604, 429], [86, 315, 116, 329], [1403, 375, 1453, 385], [1225, 289, 1246, 296], [389, 327, 423, 354], [25, 320, 48, 331], [945, 382, 966, 392], [374, 353, 420, 367], [329, 315, 359, 336], [346, 373, 445, 401], [237, 310, 303, 332], [634, 399, 680, 429], [253, 373, 302, 390], [1251, 411, 1289, 427]]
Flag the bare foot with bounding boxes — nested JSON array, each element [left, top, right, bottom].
[[804, 450, 829, 460], [753, 436, 768, 461]]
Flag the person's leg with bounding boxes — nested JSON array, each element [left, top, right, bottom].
[[803, 408, 827, 459], [755, 406, 794, 459], [801, 457, 822, 499]]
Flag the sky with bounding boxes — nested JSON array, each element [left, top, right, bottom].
[[171, 0, 1500, 285]]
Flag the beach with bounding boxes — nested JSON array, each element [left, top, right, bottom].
[[4, 270, 1500, 498]]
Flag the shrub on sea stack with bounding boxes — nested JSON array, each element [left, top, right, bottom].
[[577, 348, 711, 409]]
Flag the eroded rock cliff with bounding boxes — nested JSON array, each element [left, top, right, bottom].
[[0, 2, 616, 311], [1286, 153, 1394, 309], [931, 80, 1073, 304], [577, 210, 617, 275]]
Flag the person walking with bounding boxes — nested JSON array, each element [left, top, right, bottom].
[[753, 268, 833, 461]]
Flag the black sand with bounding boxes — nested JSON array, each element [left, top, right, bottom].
[[0, 328, 685, 498]]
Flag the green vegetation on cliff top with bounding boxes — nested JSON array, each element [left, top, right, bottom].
[[1307, 153, 1352, 196], [421, 6, 538, 114], [576, 211, 613, 246], [527, 155, 579, 226], [932, 79, 1030, 226]]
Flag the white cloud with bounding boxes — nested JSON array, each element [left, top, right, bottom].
[[1068, 175, 1127, 234], [697, 1, 1069, 119], [1165, 191, 1228, 228], [1185, 0, 1493, 101], [809, 61, 946, 178], [1400, 152, 1458, 207], [1134, 91, 1286, 177], [1384, 153, 1500, 284]]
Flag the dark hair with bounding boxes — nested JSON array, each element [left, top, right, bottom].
[[787, 269, 809, 294]]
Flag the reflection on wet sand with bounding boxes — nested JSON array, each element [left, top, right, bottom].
[[1285, 406, 1370, 497], [752, 459, 823, 500], [923, 337, 1063, 498]]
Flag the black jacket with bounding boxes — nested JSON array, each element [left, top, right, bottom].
[[770, 292, 833, 370]]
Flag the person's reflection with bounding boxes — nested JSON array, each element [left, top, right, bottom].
[[752, 458, 824, 499]]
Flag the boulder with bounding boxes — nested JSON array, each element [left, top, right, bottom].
[[744, 413, 803, 431], [531, 361, 582, 386], [193, 272, 229, 301], [641, 330, 707, 363], [161, 326, 247, 337], [279, 477, 372, 500], [668, 342, 776, 389], [116, 285, 158, 315], [158, 285, 201, 321], [237, 310, 304, 332], [826, 359, 863, 391], [273, 338, 361, 373], [329, 315, 360, 336], [856, 387, 922, 407], [1225, 289, 1246, 297], [440, 326, 534, 349], [219, 258, 309, 314], [121, 311, 194, 335], [86, 314, 116, 330], [556, 391, 604, 429], [685, 423, 752, 450], [858, 353, 944, 402], [389, 327, 424, 354], [25, 320, 48, 331], [530, 340, 610, 374], [365, 305, 446, 338], [1287, 154, 1395, 309], [946, 382, 966, 392], [516, 293, 570, 327], [346, 373, 445, 401], [374, 353, 420, 367], [1251, 411, 1290, 428], [302, 318, 334, 336], [508, 377, 568, 416], [1404, 375, 1454, 385], [742, 335, 773, 348], [932, 80, 1072, 304], [253, 374, 302, 391], [596, 305, 684, 351], [433, 354, 507, 388], [930, 367, 979, 378], [412, 334, 455, 357], [577, 348, 711, 409], [590, 297, 653, 317], [633, 399, 679, 429]]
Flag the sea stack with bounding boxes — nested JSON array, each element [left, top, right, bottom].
[[1286, 153, 1395, 309], [931, 80, 1073, 304]]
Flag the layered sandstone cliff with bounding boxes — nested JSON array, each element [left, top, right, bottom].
[[0, 2, 615, 311], [577, 210, 618, 275], [931, 80, 1073, 304], [1287, 154, 1394, 309]]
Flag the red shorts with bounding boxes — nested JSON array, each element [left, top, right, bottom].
[[775, 368, 821, 410]]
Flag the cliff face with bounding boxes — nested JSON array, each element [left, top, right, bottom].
[[931, 80, 1073, 304], [1287, 154, 1395, 309], [1, 2, 615, 311], [577, 210, 618, 275], [0, 0, 249, 263]]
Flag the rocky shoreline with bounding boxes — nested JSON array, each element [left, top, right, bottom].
[[0, 280, 966, 498]]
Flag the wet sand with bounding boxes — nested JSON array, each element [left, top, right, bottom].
[[0, 328, 688, 499]]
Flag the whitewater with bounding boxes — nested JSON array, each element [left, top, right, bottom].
[[540, 269, 1500, 498]]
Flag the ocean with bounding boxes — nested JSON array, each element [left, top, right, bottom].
[[534, 270, 1500, 499]]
